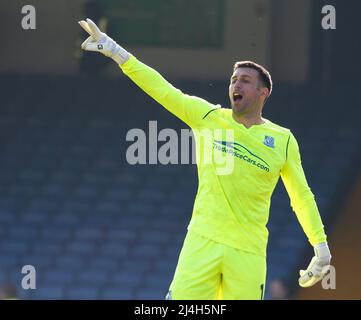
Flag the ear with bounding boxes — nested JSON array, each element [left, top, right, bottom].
[[261, 87, 269, 98]]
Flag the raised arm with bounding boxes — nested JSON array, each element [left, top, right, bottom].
[[78, 18, 219, 128], [280, 132, 331, 288]]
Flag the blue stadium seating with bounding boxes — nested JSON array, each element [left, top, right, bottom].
[[0, 75, 360, 300]]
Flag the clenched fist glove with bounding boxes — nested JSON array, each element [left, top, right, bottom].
[[299, 242, 332, 288], [78, 18, 130, 65]]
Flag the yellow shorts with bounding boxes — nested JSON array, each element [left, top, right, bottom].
[[166, 231, 266, 300]]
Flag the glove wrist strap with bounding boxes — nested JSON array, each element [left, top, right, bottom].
[[110, 43, 130, 65], [314, 242, 331, 259]]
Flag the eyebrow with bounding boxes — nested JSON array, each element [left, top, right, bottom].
[[231, 74, 252, 80]]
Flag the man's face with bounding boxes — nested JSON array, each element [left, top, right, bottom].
[[229, 67, 267, 115]]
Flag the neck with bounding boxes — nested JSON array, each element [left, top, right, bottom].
[[232, 111, 265, 129]]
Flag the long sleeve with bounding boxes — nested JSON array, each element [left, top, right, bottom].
[[280, 132, 327, 245], [119, 55, 219, 128]]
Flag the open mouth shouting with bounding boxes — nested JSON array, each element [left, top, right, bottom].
[[232, 92, 243, 102]]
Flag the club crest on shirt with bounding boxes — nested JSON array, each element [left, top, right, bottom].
[[263, 135, 275, 148]]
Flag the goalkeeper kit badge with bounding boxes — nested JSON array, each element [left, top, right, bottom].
[[263, 135, 275, 148]]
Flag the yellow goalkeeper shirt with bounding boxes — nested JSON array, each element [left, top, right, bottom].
[[120, 55, 327, 257]]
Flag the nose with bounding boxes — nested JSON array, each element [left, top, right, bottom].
[[234, 80, 243, 90]]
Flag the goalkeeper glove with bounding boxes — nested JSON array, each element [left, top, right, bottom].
[[298, 242, 332, 288], [78, 18, 130, 65]]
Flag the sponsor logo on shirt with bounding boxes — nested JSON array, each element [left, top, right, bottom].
[[213, 140, 270, 172]]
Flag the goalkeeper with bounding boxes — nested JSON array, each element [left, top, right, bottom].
[[79, 18, 332, 300]]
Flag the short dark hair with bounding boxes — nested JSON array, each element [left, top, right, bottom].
[[233, 61, 273, 96]]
